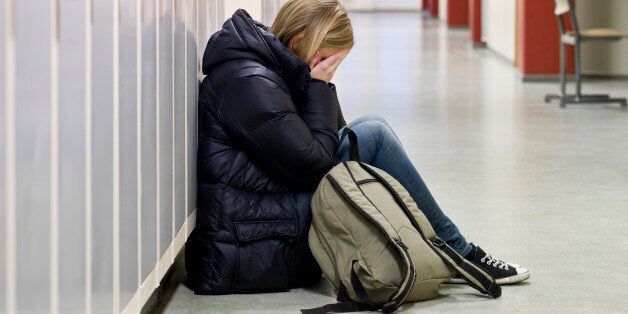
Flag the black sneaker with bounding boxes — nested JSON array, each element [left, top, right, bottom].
[[448, 245, 530, 285]]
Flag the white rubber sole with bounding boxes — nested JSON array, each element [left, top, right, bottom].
[[495, 270, 530, 285]]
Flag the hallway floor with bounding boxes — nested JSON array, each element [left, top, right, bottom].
[[159, 12, 628, 313]]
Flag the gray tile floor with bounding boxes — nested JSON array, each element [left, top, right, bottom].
[[160, 12, 628, 313]]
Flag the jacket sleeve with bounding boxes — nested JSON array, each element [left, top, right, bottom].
[[220, 73, 340, 189], [328, 82, 347, 129]]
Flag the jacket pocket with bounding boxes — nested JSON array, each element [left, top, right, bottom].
[[233, 220, 298, 292]]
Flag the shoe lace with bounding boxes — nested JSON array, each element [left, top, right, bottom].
[[480, 254, 510, 270]]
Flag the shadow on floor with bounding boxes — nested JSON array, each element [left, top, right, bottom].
[[144, 249, 189, 314]]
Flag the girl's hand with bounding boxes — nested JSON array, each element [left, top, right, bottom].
[[309, 50, 349, 83]]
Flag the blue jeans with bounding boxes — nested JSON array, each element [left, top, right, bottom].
[[338, 114, 472, 257]]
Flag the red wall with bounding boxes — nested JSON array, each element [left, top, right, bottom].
[[469, 0, 483, 43], [429, 0, 439, 17], [516, 0, 574, 76], [447, 0, 469, 27]]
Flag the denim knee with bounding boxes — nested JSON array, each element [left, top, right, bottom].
[[362, 114, 387, 124], [346, 114, 390, 129], [352, 120, 395, 147], [339, 116, 400, 163]]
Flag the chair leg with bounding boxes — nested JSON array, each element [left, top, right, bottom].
[[545, 41, 568, 104], [544, 39, 626, 109], [574, 41, 582, 99], [560, 42, 566, 96], [556, 95, 627, 108]]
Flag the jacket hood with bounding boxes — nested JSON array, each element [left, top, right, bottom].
[[202, 9, 312, 97]]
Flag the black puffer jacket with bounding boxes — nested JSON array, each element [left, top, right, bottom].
[[185, 10, 346, 294]]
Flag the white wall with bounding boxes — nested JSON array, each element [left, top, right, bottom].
[[439, 0, 448, 21], [376, 0, 421, 10], [224, 0, 286, 25], [225, 0, 262, 21], [482, 0, 516, 62], [341, 0, 421, 11], [1, 0, 204, 312], [577, 0, 628, 75], [340, 0, 375, 11], [261, 0, 288, 25], [0, 0, 284, 313]]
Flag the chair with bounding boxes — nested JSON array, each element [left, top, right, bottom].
[[544, 0, 627, 108]]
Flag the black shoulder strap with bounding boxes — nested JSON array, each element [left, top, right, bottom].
[[301, 281, 382, 314], [301, 302, 381, 314], [336, 127, 360, 162], [349, 260, 403, 313], [429, 237, 501, 298]]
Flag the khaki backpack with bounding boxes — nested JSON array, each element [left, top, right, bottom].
[[303, 130, 501, 313]]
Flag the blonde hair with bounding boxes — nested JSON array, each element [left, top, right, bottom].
[[270, 0, 354, 62]]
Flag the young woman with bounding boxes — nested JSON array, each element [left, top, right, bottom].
[[186, 0, 529, 295]]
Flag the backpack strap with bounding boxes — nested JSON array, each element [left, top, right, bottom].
[[356, 163, 501, 299], [348, 259, 411, 313], [302, 164, 417, 314], [336, 127, 360, 162], [429, 237, 502, 298], [337, 163, 416, 310], [301, 258, 413, 314], [301, 301, 381, 314]]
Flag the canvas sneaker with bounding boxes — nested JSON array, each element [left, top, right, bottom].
[[447, 245, 530, 285]]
